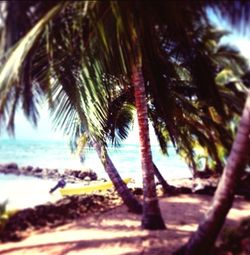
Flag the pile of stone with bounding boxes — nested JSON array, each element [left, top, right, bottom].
[[0, 192, 121, 242], [0, 163, 98, 183]]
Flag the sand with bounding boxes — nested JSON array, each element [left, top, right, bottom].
[[0, 194, 249, 255]]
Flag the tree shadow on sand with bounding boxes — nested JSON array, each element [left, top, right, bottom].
[[1, 194, 249, 255]]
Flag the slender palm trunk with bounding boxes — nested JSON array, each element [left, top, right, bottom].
[[174, 90, 250, 255], [153, 163, 176, 194], [92, 140, 142, 214], [132, 64, 165, 229]]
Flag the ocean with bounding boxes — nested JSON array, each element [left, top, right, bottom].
[[0, 138, 192, 210]]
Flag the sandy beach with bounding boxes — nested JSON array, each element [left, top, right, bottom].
[[1, 163, 250, 254], [1, 194, 250, 255], [1, 1, 250, 254]]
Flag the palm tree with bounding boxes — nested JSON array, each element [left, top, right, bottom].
[[1, 1, 249, 235], [51, 68, 142, 215], [99, 1, 203, 228], [0, 3, 67, 133], [0, 1, 142, 214], [173, 2, 250, 254], [132, 63, 166, 229], [103, 85, 176, 194], [142, 21, 248, 178], [174, 89, 250, 255], [82, 1, 247, 230], [0, 0, 167, 229], [53, 67, 142, 215], [103, 24, 247, 189]]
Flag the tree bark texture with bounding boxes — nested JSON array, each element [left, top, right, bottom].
[[132, 64, 166, 229], [174, 90, 250, 255]]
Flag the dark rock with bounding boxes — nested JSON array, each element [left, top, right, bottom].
[[33, 167, 43, 173], [89, 171, 98, 181], [193, 185, 216, 195], [177, 187, 193, 194], [0, 163, 98, 190], [195, 169, 215, 179], [26, 166, 33, 172], [71, 170, 81, 178], [63, 169, 98, 181], [236, 188, 250, 200], [78, 171, 87, 180], [0, 194, 117, 243], [35, 219, 47, 227], [6, 163, 18, 170], [131, 187, 143, 196]]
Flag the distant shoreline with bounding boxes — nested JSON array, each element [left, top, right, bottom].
[[0, 162, 99, 183]]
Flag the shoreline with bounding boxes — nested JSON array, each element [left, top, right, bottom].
[[0, 162, 216, 185], [1, 194, 250, 254], [0, 191, 124, 243], [0, 162, 108, 211], [0, 162, 99, 184], [1, 161, 250, 213], [1, 162, 250, 254], [1, 162, 250, 202]]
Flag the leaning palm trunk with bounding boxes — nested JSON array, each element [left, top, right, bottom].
[[153, 163, 176, 194], [92, 140, 142, 214], [132, 64, 165, 229], [153, 163, 176, 195], [174, 90, 250, 255]]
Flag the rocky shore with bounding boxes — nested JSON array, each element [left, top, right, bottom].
[[0, 161, 250, 246], [0, 192, 123, 242], [1, 162, 249, 199], [0, 162, 125, 243], [0, 163, 98, 183]]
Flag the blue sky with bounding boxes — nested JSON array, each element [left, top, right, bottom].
[[208, 8, 250, 60], [1, 9, 250, 142], [0, 104, 65, 141]]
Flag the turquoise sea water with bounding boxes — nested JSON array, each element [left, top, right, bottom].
[[0, 138, 191, 209], [0, 139, 191, 179]]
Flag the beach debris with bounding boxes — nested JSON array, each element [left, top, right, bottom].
[[49, 178, 66, 193]]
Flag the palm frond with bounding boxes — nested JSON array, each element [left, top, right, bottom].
[[0, 3, 66, 132]]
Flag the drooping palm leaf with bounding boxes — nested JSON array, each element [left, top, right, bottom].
[[0, 3, 66, 132]]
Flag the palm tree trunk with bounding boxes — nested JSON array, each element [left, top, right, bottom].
[[132, 64, 165, 229], [92, 140, 142, 214], [153, 163, 176, 195], [174, 90, 250, 255]]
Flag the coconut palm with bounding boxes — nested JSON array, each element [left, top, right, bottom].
[[0, 0, 181, 229], [0, 1, 166, 226], [146, 25, 248, 177], [80, 2, 166, 228], [174, 89, 250, 255], [14, 1, 144, 214], [82, 0, 214, 230], [1, 0, 249, 235], [0, 2, 65, 133], [96, 1, 250, 234], [173, 2, 250, 254]]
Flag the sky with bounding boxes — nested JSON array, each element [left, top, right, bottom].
[[1, 9, 250, 143], [0, 104, 159, 145], [208, 8, 250, 60], [3, 105, 65, 141]]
